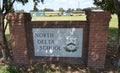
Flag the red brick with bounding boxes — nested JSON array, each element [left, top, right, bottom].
[[7, 12, 111, 69], [87, 12, 111, 68]]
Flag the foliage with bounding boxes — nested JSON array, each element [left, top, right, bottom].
[[0, 0, 44, 62], [76, 8, 82, 11], [59, 8, 65, 14], [94, 0, 120, 14], [106, 28, 118, 68], [94, 0, 120, 67], [30, 7, 102, 14], [82, 8, 92, 15], [43, 8, 54, 12], [94, 0, 115, 14], [0, 65, 9, 73], [66, 8, 74, 13], [0, 65, 21, 73], [7, 66, 22, 73], [0, 61, 119, 73], [15, 10, 24, 13]]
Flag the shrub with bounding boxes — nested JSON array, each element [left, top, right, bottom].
[[0, 65, 22, 73]]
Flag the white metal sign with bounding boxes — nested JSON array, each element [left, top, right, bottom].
[[32, 28, 83, 57]]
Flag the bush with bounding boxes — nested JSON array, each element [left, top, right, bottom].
[[0, 65, 9, 73], [106, 27, 118, 68], [7, 66, 22, 73], [0, 65, 22, 73]]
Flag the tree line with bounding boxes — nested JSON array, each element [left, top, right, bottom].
[[15, 7, 100, 13], [29, 7, 100, 13]]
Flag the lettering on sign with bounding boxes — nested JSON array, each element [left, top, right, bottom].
[[32, 28, 83, 57]]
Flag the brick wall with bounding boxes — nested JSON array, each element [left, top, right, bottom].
[[6, 11, 111, 68], [27, 21, 89, 65], [6, 13, 31, 64], [87, 12, 111, 68]]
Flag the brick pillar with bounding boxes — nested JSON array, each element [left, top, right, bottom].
[[87, 11, 111, 68], [6, 13, 31, 64]]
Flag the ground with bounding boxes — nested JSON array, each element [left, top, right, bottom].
[[0, 14, 120, 73]]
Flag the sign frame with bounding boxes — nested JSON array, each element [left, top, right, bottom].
[[26, 21, 89, 64]]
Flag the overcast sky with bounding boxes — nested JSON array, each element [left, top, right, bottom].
[[7, 0, 95, 12]]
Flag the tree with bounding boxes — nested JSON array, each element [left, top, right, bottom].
[[76, 8, 82, 11], [15, 9, 24, 13], [90, 7, 101, 10], [82, 7, 92, 15], [0, 0, 44, 62], [59, 8, 65, 15], [43, 8, 54, 12], [66, 8, 73, 13], [94, 0, 120, 67]]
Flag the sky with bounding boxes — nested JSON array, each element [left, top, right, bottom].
[[1, 0, 96, 12]]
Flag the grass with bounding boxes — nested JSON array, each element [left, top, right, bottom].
[[5, 14, 118, 35], [109, 14, 118, 28], [32, 15, 86, 21]]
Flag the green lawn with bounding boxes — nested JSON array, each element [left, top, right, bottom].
[[32, 15, 86, 21], [109, 14, 118, 28], [5, 14, 118, 34], [32, 14, 118, 28]]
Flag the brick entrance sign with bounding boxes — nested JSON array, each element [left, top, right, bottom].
[[6, 11, 111, 68]]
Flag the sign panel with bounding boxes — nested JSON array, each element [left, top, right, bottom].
[[32, 28, 83, 57]]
